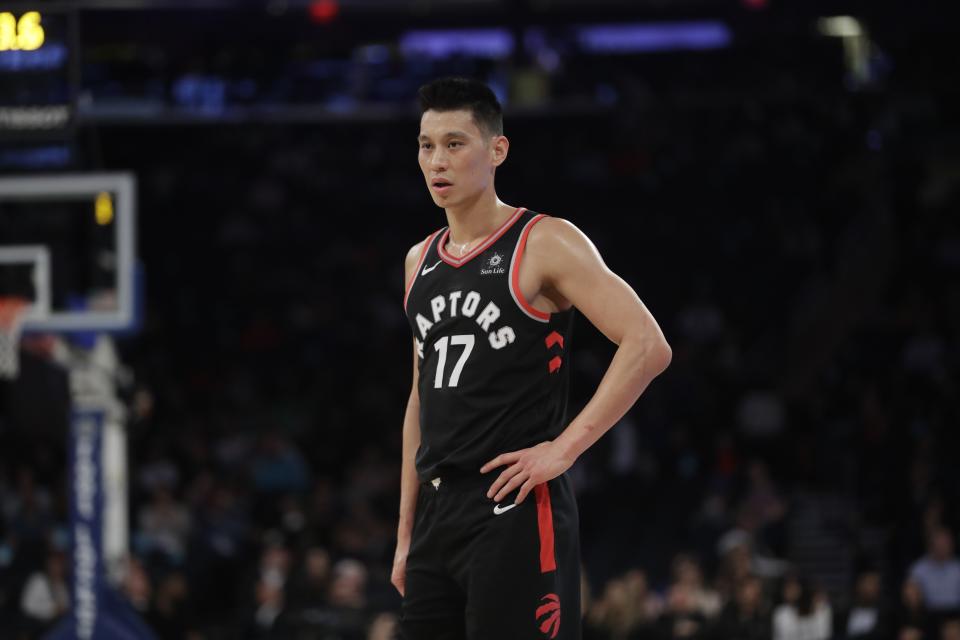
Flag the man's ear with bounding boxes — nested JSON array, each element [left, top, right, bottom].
[[491, 135, 509, 167]]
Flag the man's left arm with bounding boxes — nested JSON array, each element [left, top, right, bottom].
[[482, 217, 672, 504]]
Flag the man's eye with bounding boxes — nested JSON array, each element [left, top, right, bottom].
[[448, 142, 462, 148], [420, 143, 432, 149]]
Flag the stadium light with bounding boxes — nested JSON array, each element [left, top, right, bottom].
[[818, 16, 863, 38]]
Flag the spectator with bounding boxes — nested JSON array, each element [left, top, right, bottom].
[[189, 481, 252, 616], [238, 537, 296, 637], [319, 559, 369, 639], [585, 570, 661, 640], [671, 553, 722, 619], [251, 434, 310, 494], [146, 571, 201, 638], [137, 487, 192, 563], [717, 508, 789, 590], [4, 469, 54, 543], [623, 568, 664, 623], [658, 582, 709, 639], [251, 538, 292, 633], [899, 627, 923, 640], [122, 555, 153, 614], [0, 532, 16, 633], [19, 548, 69, 630], [716, 542, 754, 601], [835, 570, 891, 639], [943, 619, 960, 640], [288, 545, 331, 610], [329, 558, 367, 609], [367, 612, 398, 640], [908, 527, 960, 614], [710, 575, 770, 640], [740, 461, 787, 555], [772, 575, 831, 640], [895, 579, 930, 640], [252, 570, 287, 633]]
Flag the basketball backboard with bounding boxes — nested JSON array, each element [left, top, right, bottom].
[[0, 172, 138, 333]]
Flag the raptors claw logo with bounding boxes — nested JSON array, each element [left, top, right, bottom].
[[536, 593, 561, 639]]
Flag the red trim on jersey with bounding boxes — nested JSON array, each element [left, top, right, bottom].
[[545, 331, 564, 350], [403, 229, 441, 311], [548, 356, 562, 374], [511, 214, 551, 321], [534, 483, 557, 573], [436, 207, 526, 267]]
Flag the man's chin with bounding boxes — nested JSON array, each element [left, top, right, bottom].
[[430, 193, 455, 208]]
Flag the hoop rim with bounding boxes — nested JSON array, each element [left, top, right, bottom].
[[0, 296, 31, 330]]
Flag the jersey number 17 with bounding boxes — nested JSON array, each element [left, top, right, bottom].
[[433, 334, 475, 388]]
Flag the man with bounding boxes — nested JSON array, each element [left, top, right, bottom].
[[395, 77, 672, 640], [833, 570, 892, 639], [908, 526, 960, 614]]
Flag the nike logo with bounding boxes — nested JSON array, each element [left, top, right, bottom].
[[493, 503, 517, 515], [421, 260, 442, 276]]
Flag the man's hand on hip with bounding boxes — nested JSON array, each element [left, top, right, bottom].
[[481, 441, 574, 504]]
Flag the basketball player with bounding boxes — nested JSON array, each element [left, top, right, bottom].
[[395, 77, 672, 640]]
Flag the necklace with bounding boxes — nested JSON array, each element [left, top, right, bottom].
[[447, 237, 473, 257]]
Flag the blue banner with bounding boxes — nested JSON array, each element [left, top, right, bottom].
[[45, 409, 156, 640]]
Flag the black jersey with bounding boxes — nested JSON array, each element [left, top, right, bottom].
[[404, 207, 574, 482]]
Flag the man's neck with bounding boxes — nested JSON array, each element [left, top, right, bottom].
[[444, 190, 514, 246]]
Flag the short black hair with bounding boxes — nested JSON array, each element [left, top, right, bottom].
[[418, 77, 503, 137]]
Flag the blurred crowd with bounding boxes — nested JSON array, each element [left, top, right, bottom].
[[1, 19, 959, 640], [582, 534, 960, 640]]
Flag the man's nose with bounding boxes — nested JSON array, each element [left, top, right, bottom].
[[429, 148, 448, 170]]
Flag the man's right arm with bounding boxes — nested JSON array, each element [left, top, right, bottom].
[[392, 239, 426, 597]]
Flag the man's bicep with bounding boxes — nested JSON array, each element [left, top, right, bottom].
[[566, 266, 656, 347], [544, 220, 662, 346]]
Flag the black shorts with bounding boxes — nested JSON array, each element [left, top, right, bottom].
[[400, 472, 581, 640]]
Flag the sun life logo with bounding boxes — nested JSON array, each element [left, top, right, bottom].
[[480, 251, 506, 275]]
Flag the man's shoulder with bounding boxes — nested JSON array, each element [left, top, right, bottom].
[[404, 228, 445, 280], [526, 214, 576, 236], [524, 215, 584, 254], [524, 215, 598, 273], [405, 238, 426, 265]]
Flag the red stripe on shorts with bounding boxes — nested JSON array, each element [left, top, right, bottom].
[[534, 483, 557, 573]]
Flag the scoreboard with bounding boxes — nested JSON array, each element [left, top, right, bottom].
[[0, 10, 45, 51], [0, 5, 78, 139]]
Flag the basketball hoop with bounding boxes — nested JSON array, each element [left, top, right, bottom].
[[0, 297, 29, 379]]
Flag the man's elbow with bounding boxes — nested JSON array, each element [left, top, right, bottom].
[[621, 331, 671, 375], [649, 337, 672, 375], [619, 326, 671, 377]]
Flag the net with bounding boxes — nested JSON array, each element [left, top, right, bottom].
[[0, 297, 29, 379]]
